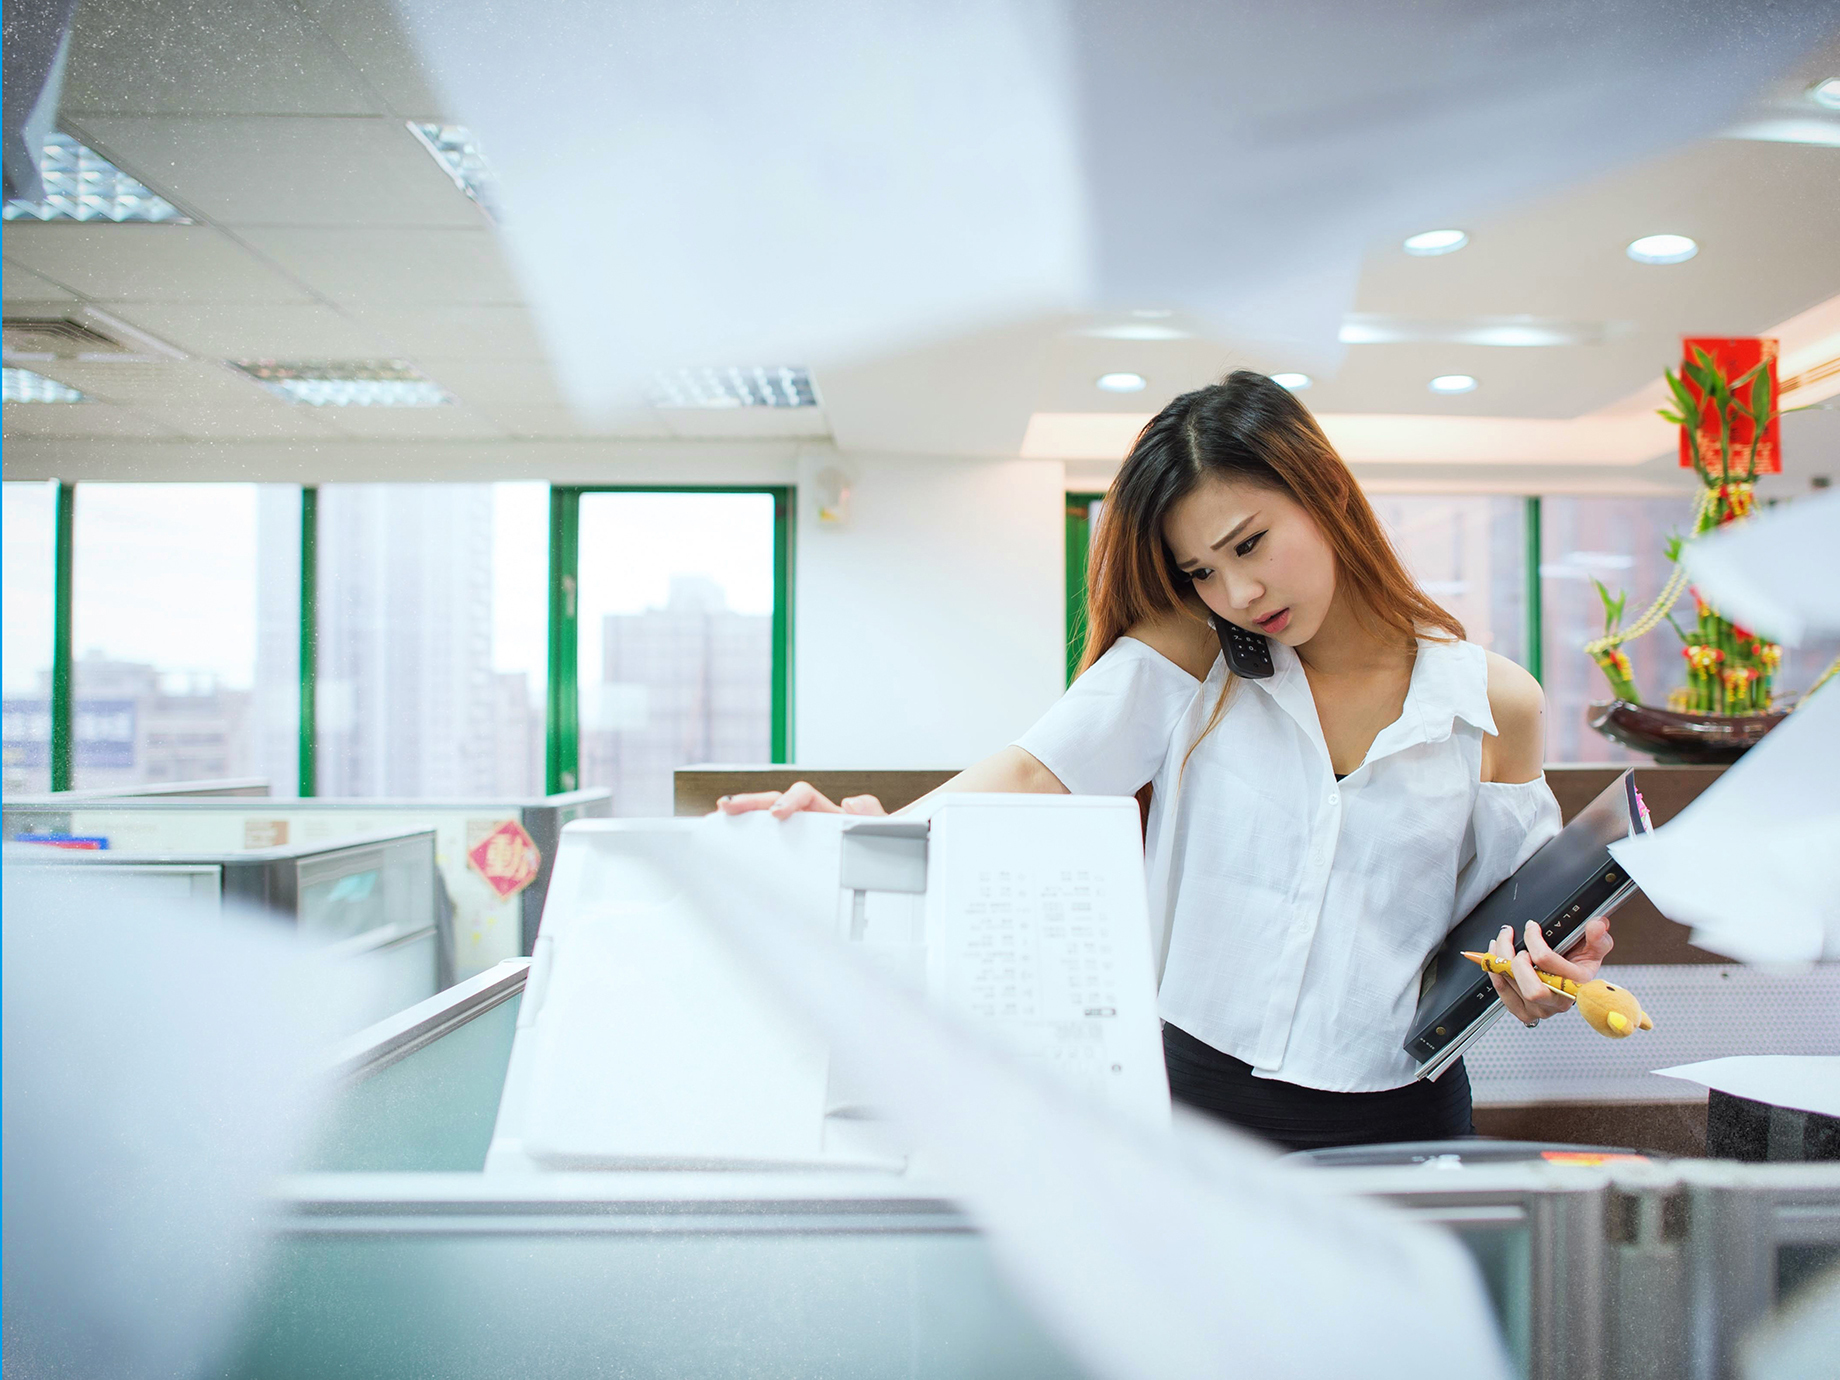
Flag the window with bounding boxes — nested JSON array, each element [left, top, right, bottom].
[[3, 481, 58, 793], [1370, 495, 1528, 667], [576, 491, 781, 816], [315, 483, 546, 798], [67, 484, 300, 792]]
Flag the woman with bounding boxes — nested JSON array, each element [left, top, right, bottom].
[[722, 370, 1613, 1151]]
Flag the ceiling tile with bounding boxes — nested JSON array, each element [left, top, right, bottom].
[[2, 226, 313, 304], [237, 227, 523, 305], [95, 303, 389, 360], [1, 402, 184, 439], [410, 357, 571, 408], [295, 0, 452, 119], [662, 407, 832, 440], [472, 404, 673, 440], [314, 403, 511, 439], [71, 117, 484, 229], [60, 0, 381, 116], [3, 261, 83, 304], [346, 304, 555, 359]]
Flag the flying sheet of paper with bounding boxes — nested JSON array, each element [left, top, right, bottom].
[[1681, 490, 1840, 647], [391, 0, 1838, 412], [1654, 1056, 1840, 1120], [1610, 685, 1840, 962], [674, 811, 1516, 1380], [2, 872, 348, 1380]]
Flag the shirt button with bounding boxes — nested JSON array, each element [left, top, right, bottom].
[[1327, 792, 1339, 806]]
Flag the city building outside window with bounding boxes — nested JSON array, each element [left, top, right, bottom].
[[63, 484, 300, 793], [315, 483, 546, 799], [2, 481, 58, 793], [577, 491, 778, 816]]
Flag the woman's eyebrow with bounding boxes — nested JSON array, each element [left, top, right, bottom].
[[1175, 513, 1259, 570]]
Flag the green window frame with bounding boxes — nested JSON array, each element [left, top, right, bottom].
[[32, 479, 796, 801], [543, 484, 797, 794], [1064, 491, 1106, 685]]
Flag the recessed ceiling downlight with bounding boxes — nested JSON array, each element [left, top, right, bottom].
[[1403, 229, 1468, 256], [1428, 374, 1477, 395], [1096, 372, 1147, 393], [1809, 78, 1840, 110], [1271, 373, 1312, 391], [1627, 234, 1698, 265]]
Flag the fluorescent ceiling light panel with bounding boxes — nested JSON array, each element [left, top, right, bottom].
[[1096, 372, 1147, 393], [1720, 118, 1840, 147], [1808, 78, 1840, 109], [231, 360, 450, 407], [1428, 374, 1477, 394], [1402, 229, 1467, 256], [1626, 234, 1698, 265], [1339, 313, 1619, 348], [2, 133, 190, 223], [407, 123, 502, 220], [648, 366, 819, 409], [1271, 373, 1312, 390], [3, 366, 87, 402]]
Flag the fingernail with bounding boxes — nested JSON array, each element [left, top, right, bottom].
[[717, 796, 729, 806]]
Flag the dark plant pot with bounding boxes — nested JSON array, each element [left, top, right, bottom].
[[1587, 699, 1787, 764]]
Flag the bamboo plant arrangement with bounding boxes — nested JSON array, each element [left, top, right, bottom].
[[1584, 346, 1805, 718]]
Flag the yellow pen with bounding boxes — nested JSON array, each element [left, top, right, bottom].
[[1460, 951, 1654, 1038], [1461, 950, 1580, 999]]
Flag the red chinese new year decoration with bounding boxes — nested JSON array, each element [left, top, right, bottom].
[[468, 820, 542, 900], [1678, 337, 1780, 476]]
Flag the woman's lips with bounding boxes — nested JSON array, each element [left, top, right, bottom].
[[1256, 608, 1291, 634]]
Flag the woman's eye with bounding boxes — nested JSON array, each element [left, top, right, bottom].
[[1188, 567, 1213, 582], [1234, 531, 1265, 558]]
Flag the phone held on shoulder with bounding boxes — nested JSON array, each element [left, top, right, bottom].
[[1213, 617, 1274, 679]]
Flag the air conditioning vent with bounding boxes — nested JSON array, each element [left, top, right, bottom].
[[1, 308, 187, 363], [3, 317, 124, 356]]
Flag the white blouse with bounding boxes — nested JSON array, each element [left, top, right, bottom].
[[1014, 635, 1561, 1092]]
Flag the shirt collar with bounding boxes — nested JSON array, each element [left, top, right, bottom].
[[1244, 637, 1494, 771]]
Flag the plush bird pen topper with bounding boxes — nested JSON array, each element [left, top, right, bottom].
[[1461, 952, 1654, 1038]]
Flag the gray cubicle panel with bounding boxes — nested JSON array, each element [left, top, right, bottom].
[[245, 964, 1840, 1380], [19, 777, 273, 800], [6, 830, 443, 1029], [0, 790, 611, 979]]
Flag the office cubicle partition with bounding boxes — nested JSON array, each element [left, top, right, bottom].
[[2, 790, 611, 977], [240, 967, 1840, 1380], [6, 829, 443, 1028]]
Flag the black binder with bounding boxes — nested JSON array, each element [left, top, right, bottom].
[[1406, 769, 1650, 1080]]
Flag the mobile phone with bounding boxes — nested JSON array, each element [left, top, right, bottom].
[[1213, 617, 1274, 679]]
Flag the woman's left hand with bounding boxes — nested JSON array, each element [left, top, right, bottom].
[[1487, 916, 1615, 1027]]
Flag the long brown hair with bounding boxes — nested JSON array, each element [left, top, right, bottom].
[[1079, 371, 1463, 750]]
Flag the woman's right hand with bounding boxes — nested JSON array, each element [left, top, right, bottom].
[[715, 782, 888, 820]]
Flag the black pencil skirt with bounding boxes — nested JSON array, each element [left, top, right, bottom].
[[1162, 1022, 1473, 1153]]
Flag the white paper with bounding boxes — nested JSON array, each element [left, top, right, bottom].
[[1681, 490, 1840, 646], [923, 796, 1169, 1126], [391, 0, 1836, 413], [678, 811, 1517, 1380], [1609, 685, 1840, 963], [518, 818, 836, 1169], [1654, 1056, 1840, 1120]]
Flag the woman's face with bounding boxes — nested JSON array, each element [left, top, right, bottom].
[[1162, 475, 1338, 646]]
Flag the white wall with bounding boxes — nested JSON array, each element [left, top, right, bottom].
[[794, 453, 1066, 767]]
